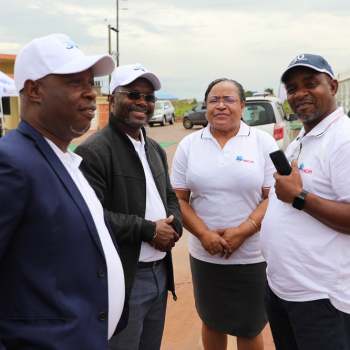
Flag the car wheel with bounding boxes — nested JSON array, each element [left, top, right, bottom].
[[183, 118, 193, 129], [149, 123, 154, 127], [169, 114, 175, 125], [161, 116, 166, 126]]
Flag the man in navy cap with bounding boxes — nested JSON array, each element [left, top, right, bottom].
[[260, 54, 350, 349]]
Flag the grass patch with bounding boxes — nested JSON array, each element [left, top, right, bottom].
[[172, 100, 198, 117]]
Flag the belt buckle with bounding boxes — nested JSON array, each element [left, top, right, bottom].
[[152, 261, 157, 269]]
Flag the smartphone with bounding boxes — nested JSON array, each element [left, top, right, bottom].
[[269, 150, 292, 175]]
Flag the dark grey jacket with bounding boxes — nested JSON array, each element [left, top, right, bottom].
[[75, 115, 182, 300]]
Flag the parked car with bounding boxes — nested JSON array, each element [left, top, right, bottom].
[[183, 96, 291, 151], [243, 96, 291, 150], [183, 101, 208, 129], [149, 100, 175, 126]]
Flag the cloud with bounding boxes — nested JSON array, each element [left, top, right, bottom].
[[2, 0, 350, 99]]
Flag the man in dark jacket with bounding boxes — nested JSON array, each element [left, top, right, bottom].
[[75, 63, 182, 350]]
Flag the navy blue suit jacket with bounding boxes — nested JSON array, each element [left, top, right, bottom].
[[0, 121, 127, 350]]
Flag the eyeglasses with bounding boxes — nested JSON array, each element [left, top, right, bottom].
[[114, 90, 157, 103], [207, 96, 238, 105]]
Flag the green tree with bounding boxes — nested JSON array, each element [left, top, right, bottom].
[[264, 88, 274, 95], [245, 91, 253, 97]]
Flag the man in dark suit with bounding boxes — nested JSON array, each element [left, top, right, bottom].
[[0, 33, 127, 350]]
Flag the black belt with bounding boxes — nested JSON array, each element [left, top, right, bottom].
[[137, 259, 163, 269]]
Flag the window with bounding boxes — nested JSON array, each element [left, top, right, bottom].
[[194, 103, 204, 111], [243, 102, 276, 126]]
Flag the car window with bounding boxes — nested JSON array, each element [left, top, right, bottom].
[[243, 102, 276, 125], [194, 103, 204, 111], [155, 102, 164, 109]]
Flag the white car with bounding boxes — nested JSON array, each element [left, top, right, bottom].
[[149, 100, 175, 126], [243, 96, 291, 151]]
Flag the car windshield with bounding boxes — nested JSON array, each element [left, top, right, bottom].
[[243, 102, 276, 126], [155, 102, 164, 109]]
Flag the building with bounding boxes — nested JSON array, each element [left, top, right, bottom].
[[335, 69, 350, 115]]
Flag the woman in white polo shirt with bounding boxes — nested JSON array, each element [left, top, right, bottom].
[[171, 78, 278, 350]]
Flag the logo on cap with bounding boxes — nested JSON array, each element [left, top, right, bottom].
[[290, 54, 307, 65], [133, 64, 146, 72], [62, 39, 78, 50]]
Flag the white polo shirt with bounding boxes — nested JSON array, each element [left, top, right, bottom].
[[171, 122, 278, 265], [45, 139, 125, 339], [260, 108, 350, 314]]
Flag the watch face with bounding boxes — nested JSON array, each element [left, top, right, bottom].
[[292, 190, 308, 210], [293, 196, 305, 210]]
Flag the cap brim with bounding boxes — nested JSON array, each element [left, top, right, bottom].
[[281, 63, 334, 83], [52, 54, 115, 77]]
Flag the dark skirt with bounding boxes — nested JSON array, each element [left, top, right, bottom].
[[190, 255, 268, 338]]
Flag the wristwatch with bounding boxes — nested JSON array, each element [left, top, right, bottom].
[[292, 189, 309, 210]]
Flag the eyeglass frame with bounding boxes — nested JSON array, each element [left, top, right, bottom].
[[113, 90, 157, 103], [206, 96, 239, 105]]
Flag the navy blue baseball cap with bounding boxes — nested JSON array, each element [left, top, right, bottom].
[[281, 53, 334, 83]]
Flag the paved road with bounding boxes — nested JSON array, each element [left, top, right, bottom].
[[73, 122, 276, 349]]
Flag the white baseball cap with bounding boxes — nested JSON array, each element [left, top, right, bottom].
[[15, 33, 115, 92], [109, 63, 161, 94]]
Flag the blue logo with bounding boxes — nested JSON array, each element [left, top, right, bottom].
[[299, 163, 304, 171], [133, 64, 146, 72], [236, 155, 243, 162], [62, 39, 78, 50], [0, 78, 11, 85]]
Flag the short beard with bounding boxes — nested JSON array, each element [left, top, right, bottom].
[[124, 118, 146, 128], [296, 113, 319, 124]]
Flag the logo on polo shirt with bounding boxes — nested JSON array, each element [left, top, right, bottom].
[[299, 163, 312, 174], [235, 155, 254, 164]]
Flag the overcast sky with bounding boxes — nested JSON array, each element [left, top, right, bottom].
[[1, 0, 350, 100]]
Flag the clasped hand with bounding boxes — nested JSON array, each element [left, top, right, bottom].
[[150, 215, 179, 252]]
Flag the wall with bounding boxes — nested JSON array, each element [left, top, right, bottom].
[[335, 69, 350, 114]]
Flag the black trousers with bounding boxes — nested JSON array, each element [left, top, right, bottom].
[[264, 282, 350, 350]]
